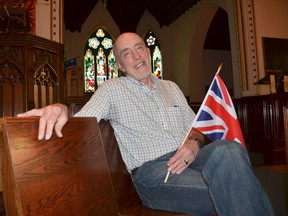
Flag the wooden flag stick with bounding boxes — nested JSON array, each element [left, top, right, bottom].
[[164, 63, 223, 184], [216, 63, 223, 75], [164, 126, 193, 183]]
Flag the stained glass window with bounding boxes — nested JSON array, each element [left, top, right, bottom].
[[84, 28, 118, 92], [144, 30, 163, 79]]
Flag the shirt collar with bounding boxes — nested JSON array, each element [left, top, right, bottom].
[[126, 74, 160, 90]]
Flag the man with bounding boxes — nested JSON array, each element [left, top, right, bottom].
[[18, 32, 275, 216]]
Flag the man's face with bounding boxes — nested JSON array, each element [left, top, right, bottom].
[[114, 33, 152, 82]]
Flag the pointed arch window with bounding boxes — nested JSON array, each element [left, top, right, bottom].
[[84, 28, 118, 93], [144, 30, 163, 79]]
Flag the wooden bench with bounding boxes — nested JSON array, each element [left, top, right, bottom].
[[0, 117, 191, 216]]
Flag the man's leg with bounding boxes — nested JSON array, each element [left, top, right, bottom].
[[132, 141, 275, 216], [192, 140, 275, 216], [131, 151, 216, 216]]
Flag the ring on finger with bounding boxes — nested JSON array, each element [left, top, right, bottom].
[[184, 159, 189, 165]]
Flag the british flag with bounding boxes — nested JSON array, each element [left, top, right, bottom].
[[193, 73, 246, 148]]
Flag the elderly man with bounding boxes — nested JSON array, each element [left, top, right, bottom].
[[18, 32, 275, 216]]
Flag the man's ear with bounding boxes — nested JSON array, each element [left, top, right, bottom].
[[147, 47, 150, 54], [116, 62, 126, 72]]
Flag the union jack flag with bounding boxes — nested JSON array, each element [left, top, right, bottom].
[[193, 73, 246, 148]]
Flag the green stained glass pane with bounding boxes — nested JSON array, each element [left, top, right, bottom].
[[153, 46, 162, 79], [84, 49, 96, 92], [96, 47, 107, 86], [108, 50, 118, 79]]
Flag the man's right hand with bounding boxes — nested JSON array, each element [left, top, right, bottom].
[[17, 103, 69, 140]]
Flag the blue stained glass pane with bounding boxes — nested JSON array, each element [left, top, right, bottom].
[[146, 35, 156, 46], [102, 38, 113, 49], [88, 37, 100, 49]]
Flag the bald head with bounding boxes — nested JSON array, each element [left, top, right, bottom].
[[113, 32, 146, 61], [111, 32, 152, 86]]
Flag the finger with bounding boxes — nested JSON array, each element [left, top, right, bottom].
[[167, 145, 187, 165], [45, 105, 68, 140], [175, 165, 187, 174], [44, 117, 56, 140], [54, 115, 68, 138], [17, 109, 43, 117], [168, 157, 187, 174], [38, 109, 58, 140], [167, 154, 180, 166], [38, 117, 47, 140]]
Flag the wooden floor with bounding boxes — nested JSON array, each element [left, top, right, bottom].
[[254, 163, 288, 216], [256, 164, 288, 174]]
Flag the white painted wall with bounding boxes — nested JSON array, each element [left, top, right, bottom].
[[35, 0, 63, 43], [254, 0, 288, 79]]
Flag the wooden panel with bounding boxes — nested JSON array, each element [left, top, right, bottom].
[[234, 93, 288, 164], [0, 117, 118, 216], [0, 34, 64, 117], [14, 83, 24, 116], [284, 107, 288, 166], [3, 83, 13, 117], [66, 66, 84, 97]]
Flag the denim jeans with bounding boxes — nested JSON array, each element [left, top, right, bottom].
[[131, 140, 275, 216]]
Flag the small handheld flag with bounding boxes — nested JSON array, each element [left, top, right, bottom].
[[164, 64, 246, 183], [193, 67, 246, 147]]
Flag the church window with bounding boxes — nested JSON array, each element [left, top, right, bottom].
[[144, 30, 162, 79], [84, 28, 118, 92]]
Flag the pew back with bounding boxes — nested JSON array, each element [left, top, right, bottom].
[[0, 117, 118, 215], [0, 117, 190, 216]]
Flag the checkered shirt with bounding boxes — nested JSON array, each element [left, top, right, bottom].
[[75, 74, 195, 172]]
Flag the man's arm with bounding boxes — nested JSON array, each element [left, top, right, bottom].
[[167, 128, 205, 174], [187, 128, 205, 148], [17, 103, 68, 140]]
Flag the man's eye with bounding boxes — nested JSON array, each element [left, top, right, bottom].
[[136, 45, 144, 51], [123, 52, 131, 57]]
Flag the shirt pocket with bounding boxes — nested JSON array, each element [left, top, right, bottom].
[[161, 106, 185, 131]]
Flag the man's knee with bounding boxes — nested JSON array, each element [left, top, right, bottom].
[[200, 140, 248, 162]]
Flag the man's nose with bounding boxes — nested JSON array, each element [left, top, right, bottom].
[[132, 50, 140, 59]]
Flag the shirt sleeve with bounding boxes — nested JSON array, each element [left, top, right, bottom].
[[74, 82, 111, 122]]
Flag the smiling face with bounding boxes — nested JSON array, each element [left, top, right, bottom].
[[113, 33, 152, 86]]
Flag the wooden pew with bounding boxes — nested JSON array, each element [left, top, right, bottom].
[[0, 117, 119, 215], [0, 117, 191, 216]]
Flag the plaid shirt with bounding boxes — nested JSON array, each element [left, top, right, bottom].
[[75, 74, 195, 172]]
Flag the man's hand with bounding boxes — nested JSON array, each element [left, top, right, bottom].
[[17, 103, 68, 140], [167, 139, 200, 174]]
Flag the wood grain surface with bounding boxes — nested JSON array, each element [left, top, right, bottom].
[[1, 117, 118, 216]]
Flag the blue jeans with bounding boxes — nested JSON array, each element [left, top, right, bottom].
[[131, 140, 275, 216]]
